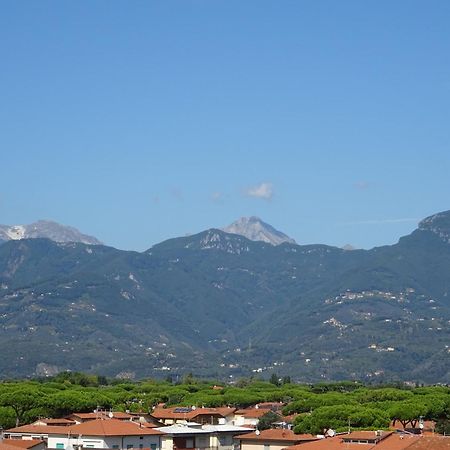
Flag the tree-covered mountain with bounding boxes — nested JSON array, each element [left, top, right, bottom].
[[0, 212, 449, 383]]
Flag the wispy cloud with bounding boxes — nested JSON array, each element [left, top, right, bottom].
[[354, 181, 371, 190], [244, 182, 274, 200], [210, 192, 224, 204], [340, 218, 418, 226]]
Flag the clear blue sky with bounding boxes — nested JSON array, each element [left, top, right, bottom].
[[1, 1, 450, 250]]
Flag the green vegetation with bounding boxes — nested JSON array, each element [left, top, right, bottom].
[[0, 376, 448, 437]]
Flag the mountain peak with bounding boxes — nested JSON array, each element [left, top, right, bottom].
[[222, 216, 296, 246], [0, 220, 102, 245], [418, 210, 450, 244]]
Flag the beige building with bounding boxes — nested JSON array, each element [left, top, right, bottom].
[[235, 429, 318, 450]]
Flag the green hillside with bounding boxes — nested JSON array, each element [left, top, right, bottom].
[[0, 211, 449, 382]]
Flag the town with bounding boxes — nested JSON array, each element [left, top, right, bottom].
[[0, 377, 449, 450]]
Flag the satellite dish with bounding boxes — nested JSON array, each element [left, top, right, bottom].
[[108, 412, 114, 419], [255, 430, 260, 436], [139, 416, 146, 424], [326, 429, 336, 437]]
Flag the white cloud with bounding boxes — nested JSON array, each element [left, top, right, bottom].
[[244, 182, 274, 200], [210, 192, 224, 204], [354, 181, 371, 190]]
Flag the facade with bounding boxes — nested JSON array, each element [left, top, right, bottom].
[[157, 423, 253, 450], [235, 429, 318, 450]]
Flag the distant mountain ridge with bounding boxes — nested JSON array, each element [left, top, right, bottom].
[[0, 220, 102, 245], [222, 216, 296, 245], [0, 210, 449, 382]]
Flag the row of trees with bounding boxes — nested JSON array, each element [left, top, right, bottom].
[[0, 374, 448, 435]]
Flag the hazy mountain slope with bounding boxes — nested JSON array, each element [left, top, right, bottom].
[[0, 212, 449, 382]]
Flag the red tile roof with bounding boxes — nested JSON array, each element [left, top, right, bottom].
[[236, 429, 317, 443], [35, 418, 76, 426], [234, 409, 270, 418], [70, 412, 133, 420], [1, 441, 44, 450], [0, 443, 27, 450], [342, 431, 392, 442], [286, 433, 428, 450], [407, 436, 450, 449], [151, 407, 236, 420], [6, 425, 75, 435], [7, 419, 164, 437], [68, 419, 164, 436]]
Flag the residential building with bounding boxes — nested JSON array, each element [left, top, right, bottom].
[[5, 418, 164, 450], [151, 408, 236, 426], [235, 429, 318, 450]]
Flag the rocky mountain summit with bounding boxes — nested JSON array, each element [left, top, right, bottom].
[[0, 220, 102, 245], [222, 216, 296, 245], [418, 210, 450, 244]]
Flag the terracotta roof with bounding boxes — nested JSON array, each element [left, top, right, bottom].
[[236, 429, 317, 443], [7, 419, 164, 437], [234, 409, 270, 418], [1, 440, 44, 449], [407, 436, 450, 449], [6, 425, 74, 435], [35, 418, 76, 426], [70, 412, 133, 420], [152, 407, 235, 420], [342, 431, 392, 442], [68, 419, 164, 436], [191, 408, 236, 418], [0, 443, 27, 450], [286, 433, 422, 450]]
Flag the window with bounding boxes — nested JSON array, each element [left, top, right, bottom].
[[127, 445, 133, 449], [139, 445, 143, 449], [56, 444, 64, 449], [112, 446, 119, 449], [150, 444, 157, 450]]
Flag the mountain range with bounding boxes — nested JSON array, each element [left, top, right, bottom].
[[0, 220, 101, 245], [0, 211, 449, 383]]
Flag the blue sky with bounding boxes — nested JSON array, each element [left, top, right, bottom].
[[1, 1, 450, 250]]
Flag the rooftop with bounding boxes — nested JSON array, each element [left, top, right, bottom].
[[236, 429, 317, 443]]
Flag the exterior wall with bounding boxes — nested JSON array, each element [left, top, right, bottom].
[[239, 442, 295, 450], [210, 433, 234, 450], [47, 434, 161, 450], [233, 417, 259, 427], [161, 435, 173, 450]]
